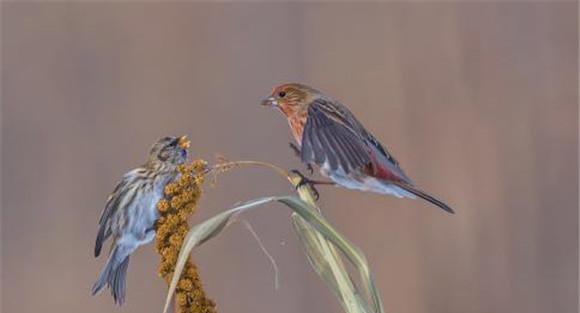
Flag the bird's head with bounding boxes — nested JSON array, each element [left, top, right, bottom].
[[147, 135, 190, 168], [261, 83, 323, 117]]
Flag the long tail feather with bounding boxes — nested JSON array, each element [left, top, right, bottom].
[[392, 182, 455, 214], [92, 246, 130, 305], [110, 256, 130, 305]]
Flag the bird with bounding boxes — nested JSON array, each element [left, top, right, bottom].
[[92, 135, 191, 305], [261, 83, 454, 214]]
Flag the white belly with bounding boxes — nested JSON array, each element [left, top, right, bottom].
[[320, 162, 416, 199]]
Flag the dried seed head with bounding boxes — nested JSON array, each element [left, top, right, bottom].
[[155, 159, 217, 313]]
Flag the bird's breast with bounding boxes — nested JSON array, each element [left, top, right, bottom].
[[287, 115, 306, 145]]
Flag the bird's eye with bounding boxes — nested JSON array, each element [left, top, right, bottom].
[[278, 91, 286, 98]]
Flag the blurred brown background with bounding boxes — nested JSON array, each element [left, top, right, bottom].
[[1, 2, 577, 313]]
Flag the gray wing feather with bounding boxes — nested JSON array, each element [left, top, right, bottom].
[[94, 175, 134, 257], [300, 101, 371, 174], [312, 99, 413, 182]]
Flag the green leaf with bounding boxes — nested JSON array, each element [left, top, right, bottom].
[[162, 197, 275, 313], [291, 214, 370, 313], [278, 196, 384, 313], [162, 195, 383, 313]]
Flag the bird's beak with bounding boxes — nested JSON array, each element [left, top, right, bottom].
[[261, 96, 278, 107], [177, 135, 190, 149]]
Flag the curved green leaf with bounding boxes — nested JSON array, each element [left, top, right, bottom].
[[162, 195, 383, 313]]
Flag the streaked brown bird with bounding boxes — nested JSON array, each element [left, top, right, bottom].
[[261, 83, 454, 214], [92, 135, 191, 305]]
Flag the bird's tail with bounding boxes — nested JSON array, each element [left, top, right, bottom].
[[91, 245, 130, 305], [392, 182, 455, 214]]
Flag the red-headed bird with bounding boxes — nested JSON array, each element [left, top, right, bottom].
[[261, 83, 454, 214]]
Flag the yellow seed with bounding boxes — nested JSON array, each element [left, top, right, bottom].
[[155, 159, 216, 313], [157, 200, 170, 212], [178, 278, 194, 291], [169, 233, 184, 246], [176, 293, 188, 306]]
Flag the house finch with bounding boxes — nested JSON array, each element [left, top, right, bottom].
[[92, 135, 191, 305], [261, 83, 454, 214]]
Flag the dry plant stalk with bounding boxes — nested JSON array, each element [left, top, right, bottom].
[[155, 160, 217, 313]]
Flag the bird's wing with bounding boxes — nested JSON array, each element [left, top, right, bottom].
[[361, 130, 412, 183], [94, 170, 141, 257], [302, 98, 412, 183], [363, 131, 399, 168], [300, 99, 371, 174]]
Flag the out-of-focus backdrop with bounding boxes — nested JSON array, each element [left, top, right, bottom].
[[1, 3, 577, 313]]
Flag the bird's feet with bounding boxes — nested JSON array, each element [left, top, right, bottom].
[[290, 169, 320, 200], [289, 143, 314, 175], [305, 164, 314, 175]]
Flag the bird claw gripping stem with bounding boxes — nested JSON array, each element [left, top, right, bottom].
[[290, 169, 320, 201], [289, 143, 314, 175]]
